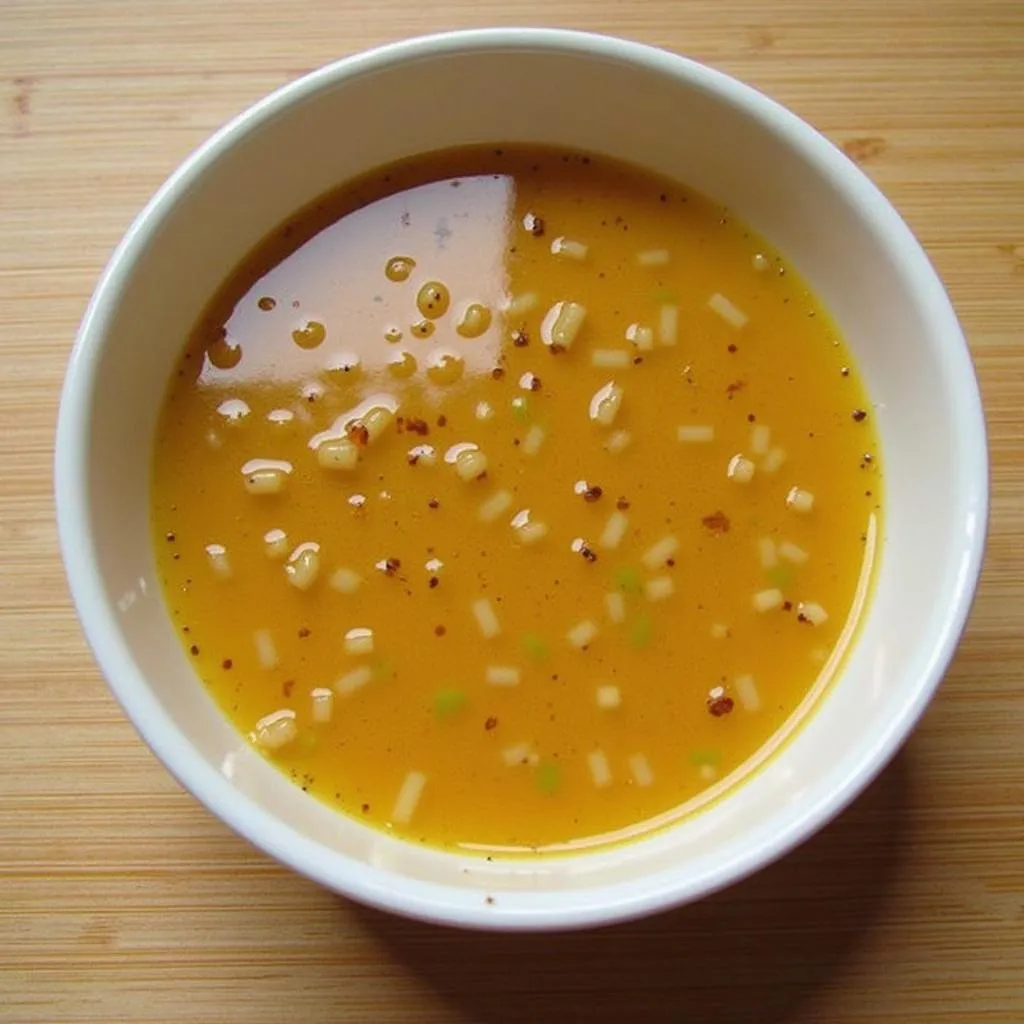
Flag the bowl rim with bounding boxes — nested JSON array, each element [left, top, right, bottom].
[[54, 26, 989, 932]]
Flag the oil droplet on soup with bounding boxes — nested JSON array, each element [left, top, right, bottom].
[[151, 146, 882, 855]]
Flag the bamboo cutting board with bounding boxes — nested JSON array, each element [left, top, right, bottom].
[[2, 2, 1022, 1021]]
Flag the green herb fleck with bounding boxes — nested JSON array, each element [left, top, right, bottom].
[[690, 749, 720, 767], [614, 565, 642, 594], [512, 396, 530, 423], [535, 761, 562, 796], [434, 689, 467, 719], [522, 633, 549, 661], [629, 614, 654, 650]]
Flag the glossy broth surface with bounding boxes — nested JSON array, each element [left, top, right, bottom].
[[152, 147, 881, 854]]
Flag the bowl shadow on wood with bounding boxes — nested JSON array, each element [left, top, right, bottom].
[[356, 752, 910, 1023]]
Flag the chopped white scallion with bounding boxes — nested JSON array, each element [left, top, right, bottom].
[[590, 381, 624, 426], [761, 447, 787, 474], [628, 753, 654, 787], [264, 528, 290, 560], [253, 629, 279, 670], [591, 348, 632, 369], [587, 750, 612, 788], [204, 543, 232, 580], [786, 487, 815, 513], [310, 688, 334, 724], [329, 567, 362, 593], [753, 588, 785, 613], [758, 537, 778, 570], [642, 535, 679, 571], [335, 664, 373, 696], [502, 743, 538, 768], [242, 458, 292, 495], [217, 398, 250, 423], [752, 252, 770, 272], [506, 292, 539, 318], [284, 542, 321, 591], [478, 489, 513, 523], [453, 447, 488, 482], [734, 674, 761, 711], [626, 322, 654, 351], [708, 292, 749, 328], [475, 401, 494, 422], [645, 576, 675, 602], [779, 540, 809, 565], [317, 437, 359, 471], [727, 454, 756, 483], [551, 236, 589, 260], [598, 510, 629, 550], [391, 771, 427, 825], [658, 304, 679, 346], [252, 709, 297, 751], [750, 424, 771, 456], [541, 301, 587, 350], [798, 601, 829, 626], [596, 684, 621, 709], [407, 444, 437, 467], [361, 405, 395, 443], [636, 248, 670, 267], [567, 619, 599, 649], [472, 597, 501, 639], [344, 627, 374, 656], [677, 425, 714, 444], [605, 429, 632, 455], [510, 509, 549, 546], [485, 665, 521, 688], [604, 591, 626, 624], [522, 424, 546, 456]]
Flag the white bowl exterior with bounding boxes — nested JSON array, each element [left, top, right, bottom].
[[55, 29, 987, 930]]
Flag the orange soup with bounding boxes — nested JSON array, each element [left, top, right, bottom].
[[151, 147, 881, 854]]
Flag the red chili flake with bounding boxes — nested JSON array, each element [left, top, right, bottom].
[[434, 624, 446, 637], [548, 343, 566, 355], [725, 380, 747, 398], [165, 532, 176, 542], [428, 577, 439, 589], [189, 644, 199, 656], [407, 453, 420, 466], [492, 367, 505, 380], [581, 485, 603, 503], [361, 803, 371, 813], [257, 296, 276, 311], [852, 408, 868, 422], [707, 696, 734, 717], [384, 558, 401, 576], [840, 366, 850, 377], [437, 414, 448, 427], [580, 545, 598, 563], [347, 421, 370, 446], [524, 212, 545, 236], [221, 658, 233, 670], [797, 612, 811, 624], [528, 375, 542, 392], [727, 343, 738, 354], [298, 627, 310, 639], [616, 497, 630, 511], [512, 329, 529, 348], [406, 418, 430, 436], [428, 498, 440, 509], [283, 680, 295, 698], [701, 510, 731, 534], [485, 896, 496, 906], [783, 601, 793, 612], [484, 716, 498, 731]]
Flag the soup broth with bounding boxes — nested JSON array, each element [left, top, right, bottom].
[[152, 146, 881, 854]]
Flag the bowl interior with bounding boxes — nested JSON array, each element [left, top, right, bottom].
[[59, 31, 985, 928]]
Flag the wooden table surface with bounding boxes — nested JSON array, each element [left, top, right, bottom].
[[2, 2, 1022, 1021]]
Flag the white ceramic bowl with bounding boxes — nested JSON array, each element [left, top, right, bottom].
[[55, 28, 987, 931]]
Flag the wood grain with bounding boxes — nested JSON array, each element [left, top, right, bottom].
[[2, 1, 1022, 1021]]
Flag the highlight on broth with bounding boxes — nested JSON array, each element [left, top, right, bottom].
[[152, 146, 881, 855]]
